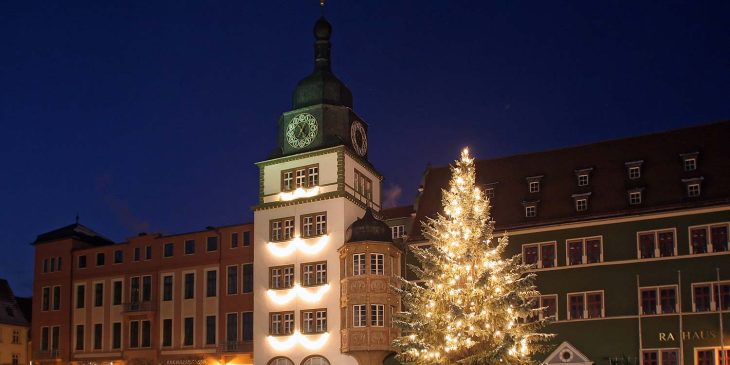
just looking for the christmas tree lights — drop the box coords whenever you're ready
[393,148,553,365]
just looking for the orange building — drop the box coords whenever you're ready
[31,222,254,365]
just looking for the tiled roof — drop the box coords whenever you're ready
[380,205,414,220]
[0,279,29,326]
[409,120,730,241]
[33,223,115,246]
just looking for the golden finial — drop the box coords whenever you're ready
[320,0,326,7]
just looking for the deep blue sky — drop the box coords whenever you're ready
[1,1,728,296]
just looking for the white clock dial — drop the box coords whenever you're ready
[286,113,318,148]
[350,121,368,156]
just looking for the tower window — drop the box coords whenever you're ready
[281,164,319,192]
[354,169,373,200]
[301,212,327,238]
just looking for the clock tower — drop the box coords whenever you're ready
[253,14,399,365]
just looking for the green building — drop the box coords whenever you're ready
[393,121,730,365]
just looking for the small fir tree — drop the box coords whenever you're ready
[393,148,553,365]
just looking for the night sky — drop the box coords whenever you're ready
[1,1,728,296]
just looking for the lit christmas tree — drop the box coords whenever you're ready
[393,148,553,365]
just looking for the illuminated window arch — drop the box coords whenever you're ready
[268,357,294,365]
[301,356,330,365]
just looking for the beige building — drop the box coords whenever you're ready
[0,279,30,365]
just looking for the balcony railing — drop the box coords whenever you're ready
[122,301,155,312]
[220,341,253,353]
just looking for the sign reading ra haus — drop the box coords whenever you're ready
[659,330,721,342]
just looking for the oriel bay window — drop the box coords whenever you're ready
[353,304,367,327]
[370,253,385,275]
[301,261,327,286]
[301,212,327,238]
[352,253,366,275]
[281,164,319,191]
[270,217,295,242]
[270,265,295,289]
[301,309,327,334]
[566,237,602,265]
[269,312,294,335]
[638,229,676,258]
[567,291,604,320]
[522,242,556,268]
[371,304,384,327]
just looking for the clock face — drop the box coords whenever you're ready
[286,113,318,148]
[350,121,368,156]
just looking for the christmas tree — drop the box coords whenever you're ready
[393,148,553,365]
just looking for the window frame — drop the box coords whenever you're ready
[522,241,557,269]
[636,228,677,258]
[566,290,604,320]
[301,212,327,238]
[269,217,295,242]
[269,265,295,290]
[301,261,327,287]
[565,236,603,266]
[269,311,295,336]
[353,304,367,327]
[300,308,328,334]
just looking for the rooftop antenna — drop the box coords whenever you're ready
[75,212,80,224]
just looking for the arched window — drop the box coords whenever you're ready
[302,356,330,365]
[268,357,294,365]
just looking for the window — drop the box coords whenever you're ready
[371,253,385,275]
[353,305,367,327]
[114,250,123,264]
[226,266,238,295]
[696,349,714,365]
[354,169,373,200]
[75,325,84,351]
[692,281,730,312]
[58,257,62,270]
[231,232,239,248]
[163,275,173,301]
[94,283,103,307]
[183,317,194,346]
[270,358,295,365]
[184,273,195,299]
[42,287,50,311]
[11,354,18,365]
[567,291,603,319]
[302,262,327,286]
[163,242,174,257]
[687,183,701,197]
[711,224,729,252]
[112,322,121,349]
[206,270,217,297]
[371,304,384,327]
[353,253,366,275]
[577,174,589,187]
[11,329,20,344]
[206,315,216,345]
[133,247,140,261]
[93,323,102,350]
[51,257,55,272]
[629,191,642,205]
[242,263,253,293]
[130,277,140,303]
[142,321,152,347]
[575,198,588,212]
[683,157,697,171]
[525,205,537,218]
[142,275,151,302]
[529,181,540,193]
[78,255,87,268]
[162,319,172,347]
[627,164,641,179]
[41,327,49,351]
[485,186,495,199]
[270,266,294,289]
[690,226,710,254]
[638,230,676,258]
[640,286,677,315]
[112,281,122,305]
[391,225,406,239]
[269,312,294,335]
[270,217,294,242]
[226,313,238,344]
[522,242,556,269]
[96,252,105,266]
[566,237,602,265]
[302,309,327,334]
[129,321,139,348]
[243,231,251,246]
[51,326,59,350]
[540,295,558,320]
[184,239,195,254]
[207,236,218,251]
[242,312,253,341]
[643,349,678,365]
[76,285,85,309]
[52,286,60,310]
[43,258,48,273]
[302,212,327,238]
[282,165,319,191]
[145,245,152,260]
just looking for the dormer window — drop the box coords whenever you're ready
[484,182,498,201]
[680,152,699,172]
[574,167,593,187]
[526,176,543,194]
[523,201,539,218]
[625,160,643,180]
[628,188,644,205]
[572,192,591,212]
[682,177,703,198]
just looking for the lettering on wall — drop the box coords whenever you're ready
[658,330,718,342]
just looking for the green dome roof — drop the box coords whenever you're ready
[292,17,353,109]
